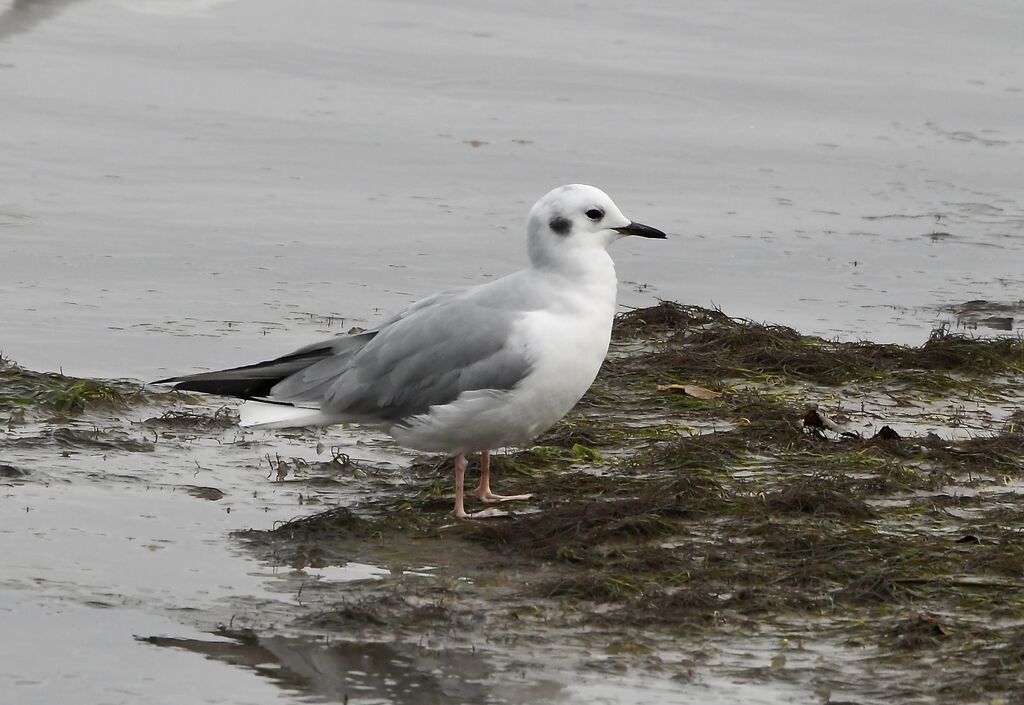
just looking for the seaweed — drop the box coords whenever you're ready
[9,300,1024,703]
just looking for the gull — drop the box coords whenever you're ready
[157,184,666,518]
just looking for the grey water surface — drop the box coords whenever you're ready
[2,0,1022,380]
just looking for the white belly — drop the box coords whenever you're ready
[389,294,615,455]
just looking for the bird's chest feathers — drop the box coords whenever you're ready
[516,288,616,402]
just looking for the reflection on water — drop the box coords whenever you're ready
[142,628,563,705]
[0,0,84,42]
[943,298,1022,332]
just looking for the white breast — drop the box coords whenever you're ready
[391,254,618,455]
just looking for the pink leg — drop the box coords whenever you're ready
[452,452,531,519]
[453,453,469,519]
[472,450,533,504]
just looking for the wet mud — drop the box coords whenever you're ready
[5,303,1023,703]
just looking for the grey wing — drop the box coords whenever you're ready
[155,329,378,399]
[269,290,533,422]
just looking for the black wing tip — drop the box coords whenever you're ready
[149,340,350,398]
[153,377,280,399]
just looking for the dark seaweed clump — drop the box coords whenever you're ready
[236,303,1024,703]
[614,300,1024,385]
[0,355,158,414]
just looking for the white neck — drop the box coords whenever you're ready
[536,246,616,282]
[528,246,619,325]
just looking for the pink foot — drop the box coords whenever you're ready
[471,450,533,504]
[459,507,511,519]
[451,451,535,519]
[472,487,534,504]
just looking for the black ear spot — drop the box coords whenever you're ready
[549,216,571,235]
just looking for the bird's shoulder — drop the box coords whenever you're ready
[375,268,549,331]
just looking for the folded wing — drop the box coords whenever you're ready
[158,284,536,426]
[271,289,533,423]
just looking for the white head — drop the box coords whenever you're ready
[526,184,665,270]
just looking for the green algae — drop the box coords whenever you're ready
[0,355,170,417]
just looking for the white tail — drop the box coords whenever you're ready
[238,401,332,429]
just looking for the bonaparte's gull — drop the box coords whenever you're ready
[157,184,666,517]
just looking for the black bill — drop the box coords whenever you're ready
[614,221,667,239]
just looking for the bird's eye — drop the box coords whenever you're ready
[585,208,604,221]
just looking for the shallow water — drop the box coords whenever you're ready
[0,395,836,705]
[2,0,1024,703]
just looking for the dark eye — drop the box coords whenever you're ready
[585,208,604,221]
